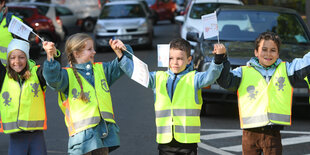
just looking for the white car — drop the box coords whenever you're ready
[94,0,153,50]
[175,0,243,48]
[51,0,102,32]
[16,2,78,41]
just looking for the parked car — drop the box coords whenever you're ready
[145,0,176,24]
[94,0,154,50]
[16,2,78,40]
[175,0,243,48]
[52,0,102,32]
[186,5,310,114]
[9,0,94,32]
[7,4,58,58]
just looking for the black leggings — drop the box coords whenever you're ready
[158,139,197,155]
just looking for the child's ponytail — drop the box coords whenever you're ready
[65,33,93,103]
[68,52,89,102]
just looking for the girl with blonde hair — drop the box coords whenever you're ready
[43,33,132,155]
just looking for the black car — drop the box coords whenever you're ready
[187,5,310,113]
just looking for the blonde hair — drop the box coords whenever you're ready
[65,33,93,102]
[6,52,31,81]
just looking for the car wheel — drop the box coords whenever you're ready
[82,18,95,32]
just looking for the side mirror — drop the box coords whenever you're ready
[186,32,199,42]
[174,15,184,24]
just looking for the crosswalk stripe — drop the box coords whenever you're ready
[200,131,242,140]
[282,135,310,145]
[199,129,310,153]
[220,136,310,152]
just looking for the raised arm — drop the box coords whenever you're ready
[42,41,69,93]
[195,43,226,89]
[109,39,124,59]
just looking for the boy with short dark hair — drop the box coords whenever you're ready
[217,31,310,155]
[109,38,226,155]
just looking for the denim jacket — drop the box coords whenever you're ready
[217,52,310,92]
[119,45,224,104]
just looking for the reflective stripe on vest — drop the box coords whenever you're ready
[238,62,293,129]
[0,16,22,65]
[155,71,202,144]
[0,65,47,134]
[157,125,200,134]
[155,109,201,117]
[0,46,7,65]
[3,120,45,130]
[58,63,115,136]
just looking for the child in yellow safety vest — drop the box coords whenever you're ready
[0,38,59,155]
[110,38,226,155]
[42,33,132,155]
[217,31,310,155]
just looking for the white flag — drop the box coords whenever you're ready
[131,55,150,88]
[202,11,218,39]
[8,17,33,41]
[157,44,170,67]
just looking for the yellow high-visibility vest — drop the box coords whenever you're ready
[0,16,22,65]
[0,64,46,134]
[155,71,203,144]
[58,63,115,136]
[238,62,293,129]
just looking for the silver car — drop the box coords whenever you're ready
[94,0,153,50]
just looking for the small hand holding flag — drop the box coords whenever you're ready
[8,16,44,42]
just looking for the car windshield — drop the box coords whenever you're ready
[207,10,310,44]
[189,3,239,19]
[99,4,146,19]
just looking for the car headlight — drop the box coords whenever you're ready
[95,24,107,33]
[138,21,148,32]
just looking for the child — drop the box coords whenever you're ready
[0,39,49,155]
[110,38,226,155]
[42,33,131,155]
[216,31,310,154]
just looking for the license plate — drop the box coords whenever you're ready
[114,35,132,40]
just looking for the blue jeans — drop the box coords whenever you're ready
[9,130,47,155]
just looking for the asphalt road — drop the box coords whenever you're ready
[0,21,309,155]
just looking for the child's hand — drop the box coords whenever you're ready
[109,39,125,58]
[212,43,226,55]
[43,41,56,61]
